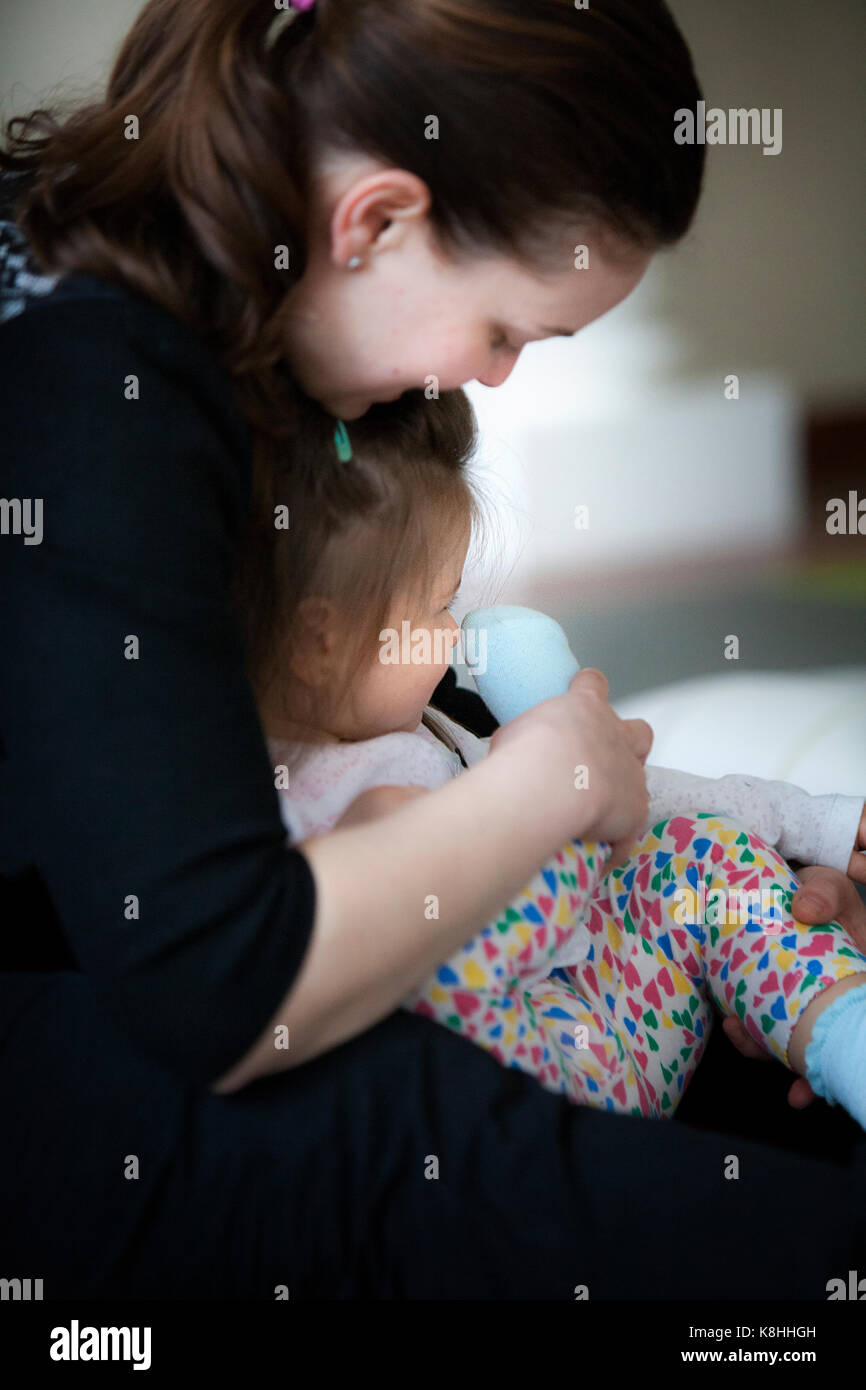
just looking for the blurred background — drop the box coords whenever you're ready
[2,0,865,793]
[458,0,866,798]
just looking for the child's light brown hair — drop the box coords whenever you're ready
[232,388,481,749]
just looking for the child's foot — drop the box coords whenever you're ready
[793,975,866,1130]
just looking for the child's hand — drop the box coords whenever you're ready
[334,784,429,829]
[847,804,866,885]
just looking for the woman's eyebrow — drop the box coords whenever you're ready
[540,325,575,337]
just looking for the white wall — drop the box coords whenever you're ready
[0,1,143,121]
[462,0,866,592]
[663,0,866,412]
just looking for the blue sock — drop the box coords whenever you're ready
[804,982,866,1130]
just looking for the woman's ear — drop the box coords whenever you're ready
[289,596,341,687]
[329,167,432,267]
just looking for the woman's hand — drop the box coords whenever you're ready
[722,864,866,1107]
[488,667,653,854]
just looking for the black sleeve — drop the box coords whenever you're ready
[0,288,316,1085]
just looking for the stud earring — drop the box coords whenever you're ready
[347,256,363,270]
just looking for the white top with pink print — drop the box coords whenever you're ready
[268,709,863,875]
[268,709,489,842]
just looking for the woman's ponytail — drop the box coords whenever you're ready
[1,0,319,415]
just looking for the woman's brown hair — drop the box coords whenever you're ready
[1,0,705,463]
[235,386,481,754]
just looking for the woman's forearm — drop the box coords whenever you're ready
[212,740,598,1091]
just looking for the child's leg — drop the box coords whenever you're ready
[549,852,717,1118]
[406,838,609,1004]
[579,814,866,1113]
[406,836,703,1117]
[407,813,866,1124]
[405,839,616,1095]
[523,954,705,1117]
[641,814,866,1066]
[547,810,866,1119]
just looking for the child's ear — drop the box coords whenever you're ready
[291,596,341,686]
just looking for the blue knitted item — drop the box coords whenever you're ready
[804,981,866,1129]
[461,606,580,725]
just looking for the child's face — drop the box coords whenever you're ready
[332,525,470,741]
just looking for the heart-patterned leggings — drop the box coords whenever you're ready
[405,813,866,1118]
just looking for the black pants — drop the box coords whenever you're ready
[2,968,865,1300]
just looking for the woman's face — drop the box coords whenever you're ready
[281,153,653,420]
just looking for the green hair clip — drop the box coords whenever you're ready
[334,419,353,462]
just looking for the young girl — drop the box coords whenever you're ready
[233,388,866,1124]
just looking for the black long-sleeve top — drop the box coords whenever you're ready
[0,250,496,1086]
[0,265,331,1085]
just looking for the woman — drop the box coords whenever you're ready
[1,0,864,1299]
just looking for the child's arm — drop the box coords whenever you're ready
[645,766,865,879]
[333,785,429,827]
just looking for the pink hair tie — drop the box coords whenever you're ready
[290,0,316,9]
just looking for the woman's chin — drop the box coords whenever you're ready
[328,396,372,421]
[311,389,412,421]
[332,389,409,420]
